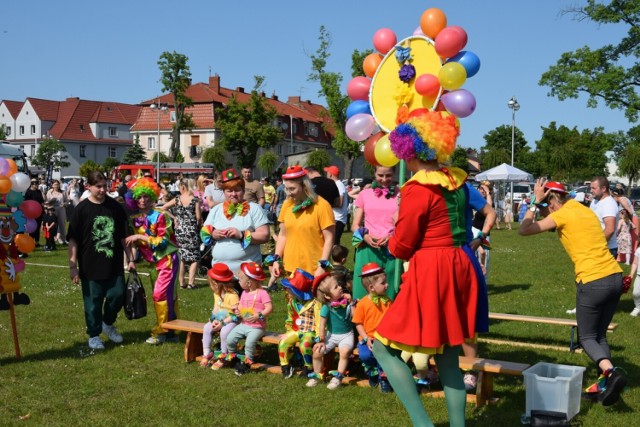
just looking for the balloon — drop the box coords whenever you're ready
[347,76,371,101]
[435,26,468,58]
[413,26,424,36]
[374,134,400,167]
[364,132,384,167]
[441,89,477,118]
[438,62,467,90]
[20,200,43,219]
[420,7,447,39]
[415,74,441,97]
[15,234,36,254]
[0,159,8,176]
[363,53,383,78]
[5,159,18,177]
[25,218,37,234]
[9,172,31,192]
[346,100,372,120]
[448,50,481,78]
[373,28,397,55]
[345,114,376,142]
[0,177,11,194]
[5,190,24,207]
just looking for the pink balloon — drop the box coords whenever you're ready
[373,28,397,55]
[25,218,37,234]
[347,76,371,101]
[19,200,43,219]
[345,114,376,142]
[435,26,468,58]
[413,26,424,36]
[0,159,8,176]
[441,89,476,118]
[415,74,441,97]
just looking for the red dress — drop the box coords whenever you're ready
[375,168,479,353]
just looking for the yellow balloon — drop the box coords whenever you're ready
[438,62,467,91]
[374,134,400,167]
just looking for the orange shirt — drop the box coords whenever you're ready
[352,295,391,339]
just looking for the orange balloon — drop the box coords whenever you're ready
[15,234,36,254]
[5,159,17,177]
[420,8,447,39]
[363,53,383,78]
[0,177,11,193]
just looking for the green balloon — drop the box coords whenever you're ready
[5,190,24,207]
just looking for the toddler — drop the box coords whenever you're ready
[352,262,393,392]
[617,209,635,265]
[200,263,239,368]
[330,244,353,295]
[42,203,58,251]
[307,272,355,389]
[225,262,272,376]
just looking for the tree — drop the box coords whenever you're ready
[151,152,171,163]
[158,51,196,161]
[31,137,70,171]
[539,0,640,122]
[618,143,640,187]
[306,149,331,173]
[308,25,360,180]
[0,124,6,140]
[214,76,282,168]
[122,134,148,164]
[201,146,227,171]
[79,160,102,178]
[481,125,529,167]
[449,147,470,172]
[102,157,120,175]
[257,151,278,178]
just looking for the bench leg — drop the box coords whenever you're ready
[184,332,203,363]
[476,371,494,408]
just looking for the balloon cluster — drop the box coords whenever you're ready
[345,7,480,167]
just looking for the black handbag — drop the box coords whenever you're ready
[124,270,147,320]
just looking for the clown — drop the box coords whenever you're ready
[125,177,180,345]
[0,201,30,310]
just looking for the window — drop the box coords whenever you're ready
[5,126,10,136]
[147,136,156,150]
[309,123,318,137]
[30,145,35,156]
[109,127,117,137]
[109,146,116,158]
[292,121,297,134]
[303,122,309,135]
[80,145,86,157]
[170,111,176,123]
[19,126,24,135]
[30,125,36,134]
[277,144,282,155]
[190,135,200,146]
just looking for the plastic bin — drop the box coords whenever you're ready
[523,362,586,420]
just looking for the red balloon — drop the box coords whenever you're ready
[364,132,383,167]
[347,76,372,101]
[408,108,430,119]
[20,200,43,219]
[435,26,468,58]
[373,28,397,55]
[415,74,441,97]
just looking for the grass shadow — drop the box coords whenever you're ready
[487,283,532,296]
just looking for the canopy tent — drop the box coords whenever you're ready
[474,163,533,182]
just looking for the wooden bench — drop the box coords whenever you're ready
[485,312,618,352]
[161,319,529,408]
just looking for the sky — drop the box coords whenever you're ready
[0,0,634,151]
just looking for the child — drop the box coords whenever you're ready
[199,263,239,368]
[617,209,635,265]
[627,246,640,317]
[278,269,321,379]
[225,262,272,376]
[352,262,393,392]
[307,272,355,389]
[330,244,353,295]
[42,203,58,251]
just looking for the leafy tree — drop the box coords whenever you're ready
[215,76,282,168]
[539,0,640,122]
[257,151,278,178]
[351,49,373,78]
[103,157,120,175]
[158,51,196,161]
[122,134,148,164]
[618,142,640,187]
[201,146,227,171]
[0,124,6,140]
[151,152,171,163]
[480,125,529,168]
[308,25,359,179]
[31,137,70,171]
[306,149,331,172]
[79,160,102,178]
[449,146,470,172]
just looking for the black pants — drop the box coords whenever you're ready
[334,221,346,246]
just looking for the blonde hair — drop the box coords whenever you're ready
[314,275,335,304]
[284,175,318,203]
[361,272,386,291]
[237,270,262,290]
[196,175,207,192]
[209,277,237,295]
[180,178,195,195]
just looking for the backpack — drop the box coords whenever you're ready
[124,270,147,320]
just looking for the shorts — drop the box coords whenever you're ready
[324,330,355,354]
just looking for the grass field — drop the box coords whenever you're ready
[0,226,637,426]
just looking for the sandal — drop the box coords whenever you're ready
[200,353,213,367]
[187,284,197,289]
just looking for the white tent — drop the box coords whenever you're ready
[474,163,533,182]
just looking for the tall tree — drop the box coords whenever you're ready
[539,0,640,122]
[79,160,102,178]
[214,76,282,168]
[449,146,470,172]
[201,146,227,171]
[158,51,196,161]
[103,157,120,175]
[306,148,331,173]
[308,25,361,180]
[122,134,148,164]
[31,137,70,172]
[618,143,640,187]
[0,124,6,140]
[257,151,278,178]
[479,124,529,170]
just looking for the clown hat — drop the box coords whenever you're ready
[544,181,568,194]
[282,165,306,180]
[208,263,234,282]
[240,261,266,281]
[312,272,332,298]
[221,168,241,184]
[359,262,384,277]
[281,268,314,301]
[324,165,340,176]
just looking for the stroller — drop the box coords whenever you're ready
[197,242,214,278]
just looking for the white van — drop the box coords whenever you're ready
[506,182,533,204]
[0,141,29,174]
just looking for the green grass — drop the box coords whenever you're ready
[0,227,637,426]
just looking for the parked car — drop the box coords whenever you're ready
[629,187,640,209]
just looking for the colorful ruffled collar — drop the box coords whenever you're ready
[404,167,467,191]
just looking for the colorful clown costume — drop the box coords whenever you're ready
[278,297,322,369]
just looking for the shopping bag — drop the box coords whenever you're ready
[124,270,147,320]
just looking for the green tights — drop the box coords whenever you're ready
[373,340,466,427]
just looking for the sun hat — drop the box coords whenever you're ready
[208,263,234,282]
[312,272,332,298]
[324,165,340,176]
[543,181,568,194]
[281,268,314,301]
[240,262,266,281]
[282,165,307,180]
[359,262,384,278]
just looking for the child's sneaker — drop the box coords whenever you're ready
[306,377,320,387]
[379,376,393,393]
[211,358,226,370]
[299,366,312,379]
[281,364,294,379]
[463,371,478,392]
[234,360,253,376]
[630,308,640,317]
[88,336,105,350]
[200,353,213,367]
[327,377,342,390]
[368,373,380,388]
[102,322,123,344]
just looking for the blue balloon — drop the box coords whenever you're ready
[346,100,371,120]
[448,51,481,78]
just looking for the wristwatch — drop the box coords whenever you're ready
[529,204,537,212]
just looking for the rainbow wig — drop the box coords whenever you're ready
[389,110,459,163]
[130,177,160,202]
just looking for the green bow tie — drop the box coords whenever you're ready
[227,202,245,216]
[292,197,313,213]
[371,294,390,305]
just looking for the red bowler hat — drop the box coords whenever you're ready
[324,165,340,176]
[359,262,384,277]
[208,263,235,282]
[281,268,314,301]
[221,168,241,183]
[240,261,266,281]
[282,165,307,180]
[312,272,332,297]
[544,181,568,194]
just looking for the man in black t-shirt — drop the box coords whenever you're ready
[304,166,340,208]
[68,171,135,351]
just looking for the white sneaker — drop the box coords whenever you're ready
[102,322,123,343]
[630,308,640,317]
[88,336,105,350]
[305,378,320,388]
[463,371,477,392]
[566,308,576,315]
[327,377,342,390]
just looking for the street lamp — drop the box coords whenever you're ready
[150,100,168,183]
[507,96,520,207]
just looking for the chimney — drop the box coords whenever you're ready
[260,91,266,97]
[271,91,278,101]
[209,75,220,94]
[236,87,245,93]
[287,96,301,106]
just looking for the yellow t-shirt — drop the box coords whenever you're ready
[213,290,240,313]
[278,197,335,273]
[549,199,622,283]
